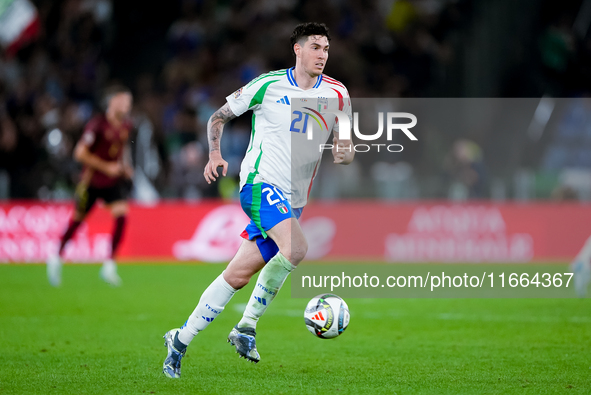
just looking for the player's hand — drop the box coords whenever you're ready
[104,162,123,178]
[332,137,347,164]
[204,152,228,184]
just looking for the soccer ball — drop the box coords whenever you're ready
[304,294,350,339]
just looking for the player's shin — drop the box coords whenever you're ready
[111,215,127,258]
[59,219,82,255]
[237,252,295,329]
[176,271,238,348]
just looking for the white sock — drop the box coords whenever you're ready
[237,252,295,329]
[177,271,237,346]
[103,259,116,268]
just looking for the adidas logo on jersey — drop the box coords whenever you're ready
[276,95,290,105]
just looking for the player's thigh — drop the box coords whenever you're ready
[240,182,306,264]
[266,217,308,266]
[102,183,130,217]
[73,183,96,221]
[224,239,266,289]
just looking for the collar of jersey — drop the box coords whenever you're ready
[287,67,323,89]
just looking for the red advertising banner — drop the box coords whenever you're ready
[0,201,589,263]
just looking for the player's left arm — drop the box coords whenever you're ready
[332,124,354,164]
[332,93,354,165]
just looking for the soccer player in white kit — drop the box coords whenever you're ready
[163,22,354,378]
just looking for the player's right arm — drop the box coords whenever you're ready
[74,120,121,178]
[204,103,237,184]
[204,74,275,183]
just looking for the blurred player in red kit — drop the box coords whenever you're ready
[47,86,134,287]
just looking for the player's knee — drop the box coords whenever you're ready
[284,239,308,266]
[110,202,129,217]
[294,244,308,265]
[73,210,86,222]
[229,277,249,290]
[223,271,250,290]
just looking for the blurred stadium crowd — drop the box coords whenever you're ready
[1,0,591,201]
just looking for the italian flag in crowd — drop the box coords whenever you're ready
[0,0,39,56]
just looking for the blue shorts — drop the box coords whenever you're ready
[240,183,303,263]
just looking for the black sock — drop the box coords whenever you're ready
[173,331,187,352]
[59,220,82,255]
[110,216,127,259]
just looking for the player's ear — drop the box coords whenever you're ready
[294,43,301,57]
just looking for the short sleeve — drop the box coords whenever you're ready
[226,73,282,117]
[226,86,251,117]
[80,118,101,147]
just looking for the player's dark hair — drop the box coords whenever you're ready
[101,85,132,110]
[290,22,331,56]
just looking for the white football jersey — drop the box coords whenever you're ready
[226,67,351,208]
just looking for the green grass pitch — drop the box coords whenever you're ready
[0,263,590,394]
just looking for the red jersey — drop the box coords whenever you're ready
[79,114,132,188]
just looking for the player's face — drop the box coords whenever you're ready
[108,93,133,118]
[297,35,329,76]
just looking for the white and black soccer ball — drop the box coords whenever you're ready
[304,294,350,339]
